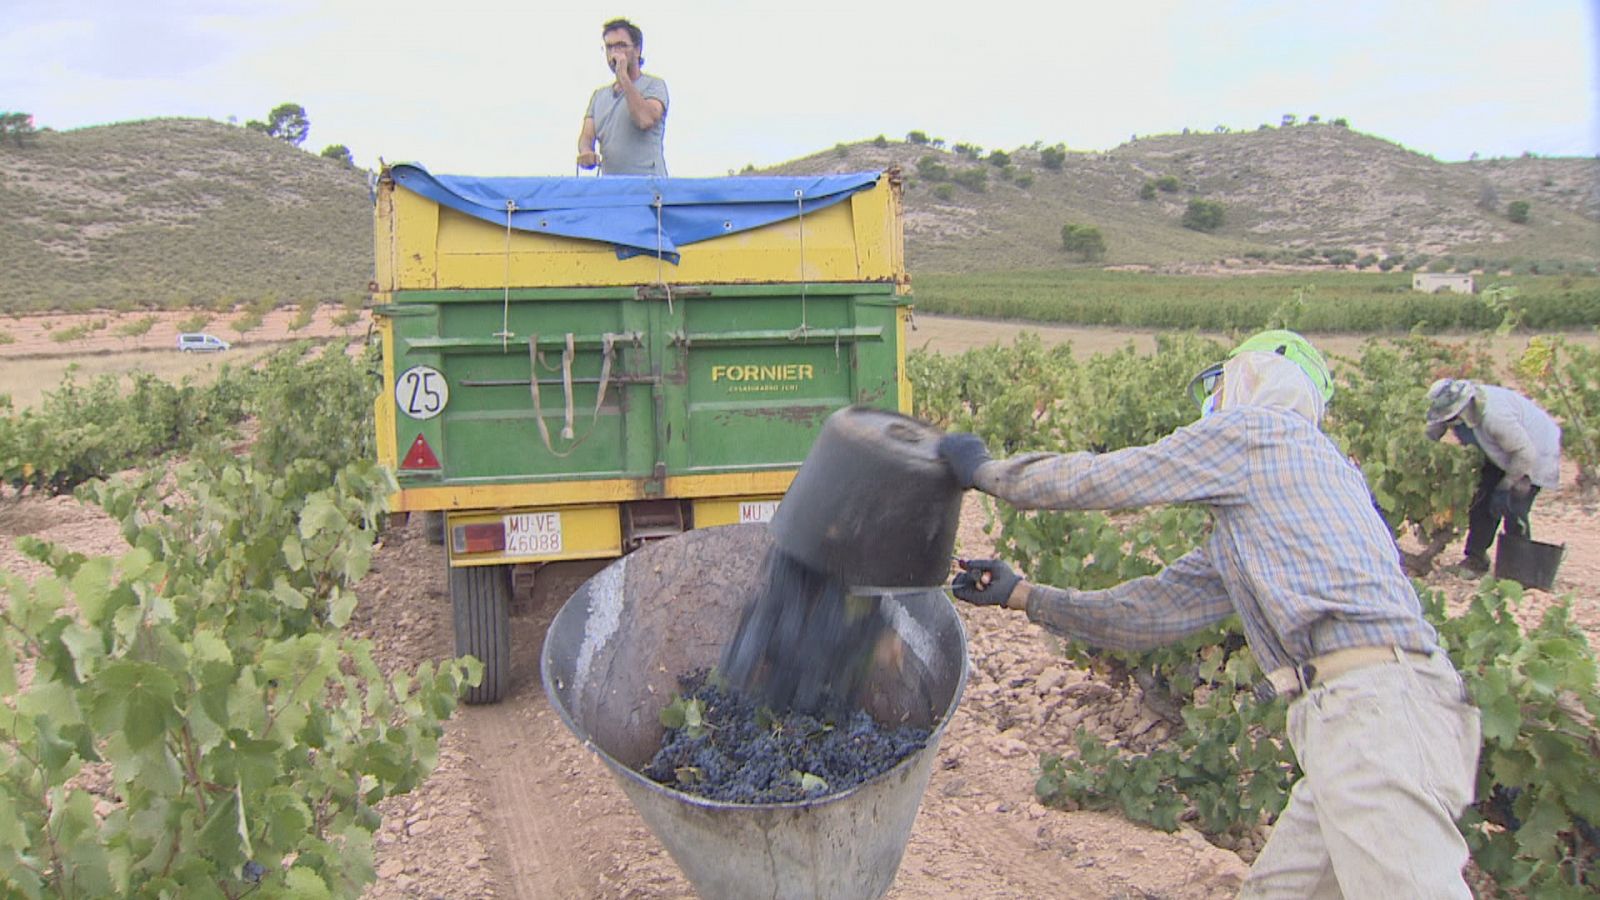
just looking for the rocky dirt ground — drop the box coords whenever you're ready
[1,315,1596,898]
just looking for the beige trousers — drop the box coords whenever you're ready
[1240,650,1482,899]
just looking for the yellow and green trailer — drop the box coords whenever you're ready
[371,164,914,702]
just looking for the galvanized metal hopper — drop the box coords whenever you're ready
[542,524,968,900]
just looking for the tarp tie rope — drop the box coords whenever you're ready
[788,189,810,341]
[560,333,576,440]
[497,200,517,351]
[654,193,673,315]
[527,332,615,459]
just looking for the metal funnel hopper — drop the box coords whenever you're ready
[542,524,968,899]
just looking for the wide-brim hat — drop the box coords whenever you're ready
[1426,378,1475,424]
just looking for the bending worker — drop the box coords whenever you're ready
[939,330,1482,897]
[1424,378,1561,576]
[576,17,668,176]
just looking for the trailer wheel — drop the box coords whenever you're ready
[451,564,511,704]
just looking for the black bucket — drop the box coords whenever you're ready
[1494,532,1565,591]
[768,406,962,588]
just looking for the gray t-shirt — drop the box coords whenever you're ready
[585,74,669,176]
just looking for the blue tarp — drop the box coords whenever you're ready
[389,164,882,263]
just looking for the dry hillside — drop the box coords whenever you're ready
[1,118,1595,310]
[770,125,1600,272]
[0,118,370,311]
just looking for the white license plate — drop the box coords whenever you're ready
[738,501,779,523]
[504,512,563,555]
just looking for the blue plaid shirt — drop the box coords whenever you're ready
[974,405,1439,673]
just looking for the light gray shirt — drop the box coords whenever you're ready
[586,74,669,176]
[1471,384,1562,488]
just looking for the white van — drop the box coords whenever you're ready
[177,333,230,353]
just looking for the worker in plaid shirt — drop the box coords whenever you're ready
[939,330,1481,898]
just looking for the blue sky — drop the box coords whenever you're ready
[3,0,1595,176]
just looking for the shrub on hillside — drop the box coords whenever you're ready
[1507,200,1531,224]
[1181,199,1225,232]
[1139,181,1157,201]
[906,130,929,144]
[321,144,354,166]
[988,149,1011,168]
[917,155,950,182]
[1039,144,1066,170]
[1060,224,1106,261]
[951,168,987,192]
[1155,174,1181,193]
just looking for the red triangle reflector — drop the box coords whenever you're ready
[400,433,441,470]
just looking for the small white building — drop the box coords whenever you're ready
[1413,273,1475,294]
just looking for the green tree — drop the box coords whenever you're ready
[321,144,354,166]
[0,111,37,147]
[247,103,310,146]
[1060,223,1106,261]
[1507,200,1531,224]
[1139,181,1158,201]
[1039,144,1066,170]
[987,149,1011,168]
[906,130,929,144]
[1181,199,1225,232]
[872,134,889,148]
[1155,174,1181,193]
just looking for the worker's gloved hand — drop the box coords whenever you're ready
[950,559,1020,607]
[1487,488,1512,521]
[938,433,992,490]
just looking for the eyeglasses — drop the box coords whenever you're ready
[604,41,633,51]
[1186,362,1224,411]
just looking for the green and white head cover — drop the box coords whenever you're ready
[1187,329,1334,423]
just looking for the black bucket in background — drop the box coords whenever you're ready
[1494,532,1565,591]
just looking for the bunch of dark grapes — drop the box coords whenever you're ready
[643,670,930,804]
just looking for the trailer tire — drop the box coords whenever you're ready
[451,564,511,704]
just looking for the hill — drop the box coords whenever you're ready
[0,118,370,312]
[767,126,1600,273]
[0,118,1595,310]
